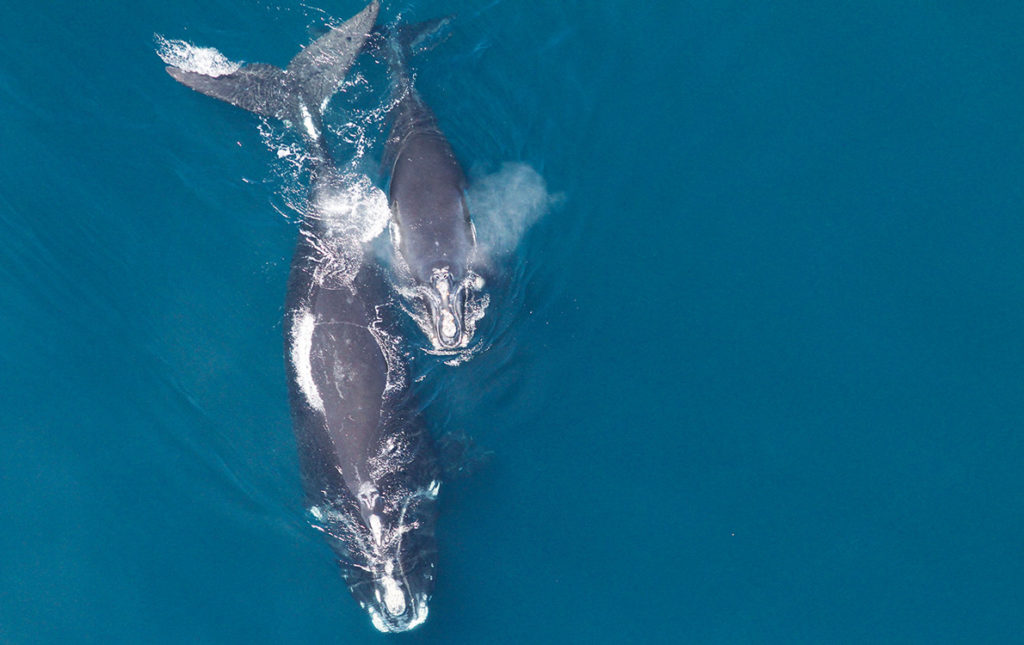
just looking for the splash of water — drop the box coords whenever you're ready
[298,173,391,290]
[312,173,390,245]
[154,35,242,77]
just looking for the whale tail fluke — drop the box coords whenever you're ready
[286,1,380,113]
[377,15,453,82]
[375,15,452,111]
[165,1,379,138]
[166,63,290,119]
[395,16,454,57]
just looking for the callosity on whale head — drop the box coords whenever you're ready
[426,266,467,349]
[403,263,486,352]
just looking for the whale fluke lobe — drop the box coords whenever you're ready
[388,16,453,57]
[165,63,290,118]
[165,1,379,130]
[287,0,380,111]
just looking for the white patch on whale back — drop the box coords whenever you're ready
[368,308,407,397]
[299,102,319,140]
[154,34,242,77]
[290,308,324,413]
[369,514,383,544]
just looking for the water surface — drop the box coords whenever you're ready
[1,1,1023,642]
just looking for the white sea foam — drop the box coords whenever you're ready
[467,162,562,258]
[315,173,390,245]
[300,173,391,289]
[154,34,242,77]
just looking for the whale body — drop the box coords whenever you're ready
[382,23,486,351]
[284,175,440,631]
[164,2,441,632]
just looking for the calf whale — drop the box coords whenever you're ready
[164,2,441,632]
[381,22,486,351]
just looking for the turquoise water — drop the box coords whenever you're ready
[2,1,1023,642]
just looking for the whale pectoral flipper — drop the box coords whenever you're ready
[165,63,289,118]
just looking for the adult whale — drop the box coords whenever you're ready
[381,23,486,351]
[164,2,441,632]
[285,216,440,634]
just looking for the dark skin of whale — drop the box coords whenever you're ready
[387,91,475,284]
[164,2,440,632]
[284,174,440,630]
[383,30,480,350]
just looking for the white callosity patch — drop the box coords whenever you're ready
[405,288,489,366]
[154,34,242,77]
[369,514,383,545]
[312,479,440,633]
[440,311,457,339]
[396,270,489,361]
[380,573,407,616]
[432,269,459,340]
[289,308,324,413]
[467,162,561,258]
[389,220,402,249]
[412,595,429,628]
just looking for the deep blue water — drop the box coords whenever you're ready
[2,1,1024,642]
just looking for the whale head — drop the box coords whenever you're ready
[322,478,441,633]
[352,484,439,632]
[358,553,434,633]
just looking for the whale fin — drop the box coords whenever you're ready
[377,15,453,63]
[437,429,492,480]
[287,0,379,112]
[397,16,453,56]
[166,63,290,119]
[165,1,379,121]
[377,14,452,96]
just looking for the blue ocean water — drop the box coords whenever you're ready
[2,1,1023,642]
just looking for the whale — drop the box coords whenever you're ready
[381,22,486,351]
[164,2,441,632]
[285,206,440,633]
